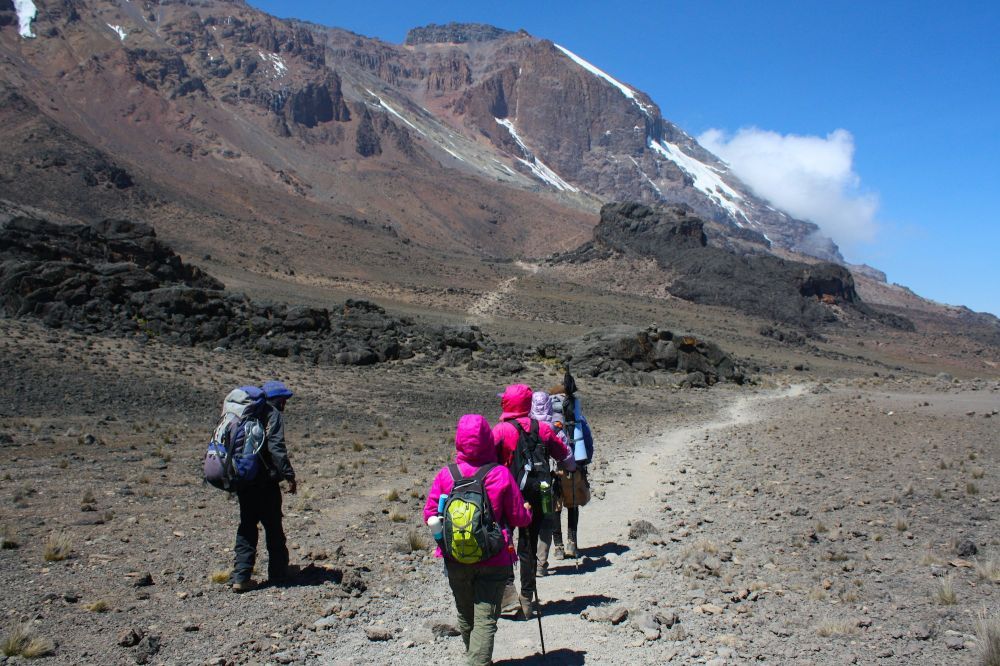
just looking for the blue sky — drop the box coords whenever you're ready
[251,1,1000,316]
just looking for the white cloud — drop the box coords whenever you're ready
[698,127,878,249]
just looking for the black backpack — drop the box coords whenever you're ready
[508,419,551,507]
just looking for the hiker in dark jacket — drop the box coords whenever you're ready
[232,380,297,592]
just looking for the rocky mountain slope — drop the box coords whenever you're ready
[0,1,835,264]
[1,0,997,349]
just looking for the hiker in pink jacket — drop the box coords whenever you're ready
[424,414,532,666]
[492,384,575,618]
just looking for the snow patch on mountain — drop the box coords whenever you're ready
[366,89,423,134]
[107,24,127,41]
[649,139,747,221]
[496,118,579,192]
[258,51,287,78]
[554,44,653,118]
[628,156,662,196]
[14,0,37,38]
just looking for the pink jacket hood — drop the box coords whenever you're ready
[454,414,496,466]
[423,414,533,567]
[500,384,533,421]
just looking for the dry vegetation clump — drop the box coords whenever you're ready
[84,600,110,613]
[934,575,958,605]
[1,623,55,658]
[815,616,860,637]
[43,533,72,562]
[974,556,1000,584]
[389,510,408,523]
[210,570,231,584]
[407,531,429,552]
[384,489,400,502]
[1,524,17,549]
[976,610,1000,666]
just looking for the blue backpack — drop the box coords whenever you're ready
[203,386,268,491]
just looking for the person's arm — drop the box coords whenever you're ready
[501,468,533,528]
[266,409,296,488]
[423,468,451,523]
[491,423,515,468]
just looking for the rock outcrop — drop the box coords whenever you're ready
[556,202,912,331]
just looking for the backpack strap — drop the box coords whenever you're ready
[447,463,466,483]
[471,463,498,484]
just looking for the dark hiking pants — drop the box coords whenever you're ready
[446,562,511,666]
[233,481,288,582]
[516,509,545,595]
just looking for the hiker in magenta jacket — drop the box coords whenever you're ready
[492,383,575,617]
[424,414,532,666]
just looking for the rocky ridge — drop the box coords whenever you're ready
[0,213,746,386]
[554,202,913,331]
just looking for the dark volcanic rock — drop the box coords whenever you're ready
[557,203,912,331]
[540,325,743,386]
[0,216,527,369]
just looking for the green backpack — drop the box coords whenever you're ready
[442,463,506,564]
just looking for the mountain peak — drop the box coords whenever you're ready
[404,22,515,46]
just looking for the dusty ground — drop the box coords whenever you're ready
[1,312,997,665]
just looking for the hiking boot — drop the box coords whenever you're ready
[231,579,255,593]
[553,545,565,560]
[501,583,520,615]
[565,529,578,558]
[518,594,538,619]
[536,562,548,577]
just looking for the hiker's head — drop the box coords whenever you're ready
[500,384,533,420]
[454,414,496,465]
[529,391,552,422]
[262,381,293,410]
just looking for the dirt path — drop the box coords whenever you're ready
[488,386,801,664]
[317,385,802,665]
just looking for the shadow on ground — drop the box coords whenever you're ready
[494,648,587,665]
[578,541,629,558]
[548,555,611,576]
[267,564,346,589]
[539,594,617,617]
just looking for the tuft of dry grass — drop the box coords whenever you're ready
[352,440,364,452]
[389,510,408,523]
[84,600,110,613]
[896,515,909,532]
[972,467,986,480]
[384,489,400,502]
[1,524,17,550]
[210,570,231,584]
[968,482,980,496]
[974,556,1000,584]
[80,489,95,505]
[407,531,429,552]
[43,533,72,562]
[815,617,860,637]
[934,575,957,605]
[976,610,1000,666]
[2,624,54,658]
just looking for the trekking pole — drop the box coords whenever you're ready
[571,470,580,572]
[533,588,546,656]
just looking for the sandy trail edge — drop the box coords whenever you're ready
[487,385,806,663]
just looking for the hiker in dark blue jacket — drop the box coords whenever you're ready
[232,380,297,592]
